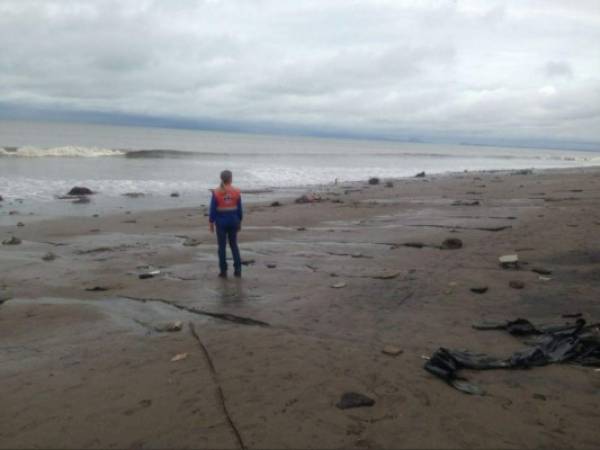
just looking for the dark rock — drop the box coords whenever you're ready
[384,181,394,188]
[16,222,24,227]
[85,286,109,292]
[42,252,57,261]
[368,177,380,185]
[441,238,463,250]
[266,263,277,268]
[509,280,525,289]
[241,259,255,266]
[470,286,489,294]
[336,392,375,409]
[170,192,180,197]
[415,171,426,178]
[67,186,93,196]
[297,227,306,231]
[270,201,282,207]
[452,200,480,206]
[139,273,155,279]
[2,236,21,245]
[123,192,145,198]
[531,267,552,275]
[72,197,91,204]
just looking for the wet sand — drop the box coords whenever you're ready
[1,167,600,449]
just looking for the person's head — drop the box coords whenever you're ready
[220,170,233,188]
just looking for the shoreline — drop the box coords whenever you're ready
[1,165,600,448]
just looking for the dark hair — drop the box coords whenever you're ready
[220,170,232,188]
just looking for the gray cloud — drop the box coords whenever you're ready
[1,0,599,144]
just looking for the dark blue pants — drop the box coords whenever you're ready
[216,224,241,274]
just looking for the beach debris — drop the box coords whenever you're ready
[139,270,161,279]
[295,193,321,204]
[470,286,489,294]
[371,271,401,280]
[270,201,281,207]
[425,316,600,395]
[403,242,425,248]
[331,282,347,288]
[72,197,91,204]
[532,267,552,275]
[85,286,109,292]
[67,186,93,196]
[182,237,202,247]
[368,177,380,185]
[154,320,183,332]
[441,238,463,250]
[0,288,13,304]
[122,192,145,198]
[452,200,480,206]
[382,345,403,356]
[415,171,426,178]
[266,263,277,269]
[499,254,519,269]
[2,236,21,245]
[509,280,525,289]
[385,181,394,188]
[336,392,375,409]
[170,192,180,197]
[170,352,188,362]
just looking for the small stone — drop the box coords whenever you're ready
[85,286,109,292]
[297,227,306,231]
[266,263,277,269]
[470,286,488,294]
[532,393,546,401]
[170,352,188,362]
[384,181,394,188]
[415,171,426,178]
[122,192,145,198]
[382,345,403,356]
[42,252,57,261]
[368,177,380,185]
[336,392,375,409]
[154,321,183,332]
[499,254,519,269]
[170,192,180,197]
[2,236,21,245]
[441,238,463,249]
[270,201,282,207]
[509,280,525,289]
[531,267,552,275]
[331,282,347,288]
[16,222,24,227]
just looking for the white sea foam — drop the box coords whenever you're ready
[0,145,125,157]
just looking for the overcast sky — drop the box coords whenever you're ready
[1,0,599,145]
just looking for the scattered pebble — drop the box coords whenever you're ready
[16,222,24,227]
[368,177,380,185]
[85,286,109,292]
[266,263,277,269]
[154,321,183,332]
[499,254,519,269]
[336,392,375,409]
[270,201,282,207]
[170,192,180,197]
[532,267,552,275]
[441,238,463,250]
[170,352,188,362]
[509,280,525,289]
[382,345,403,356]
[415,171,426,178]
[331,282,347,288]
[42,252,57,261]
[470,286,489,294]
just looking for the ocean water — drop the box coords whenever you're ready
[1,119,599,224]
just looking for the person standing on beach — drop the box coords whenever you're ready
[209,170,243,278]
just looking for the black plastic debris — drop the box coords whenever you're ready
[336,392,375,409]
[425,317,600,395]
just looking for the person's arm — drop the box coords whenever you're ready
[237,195,243,230]
[209,191,217,232]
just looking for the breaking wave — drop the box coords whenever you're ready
[0,146,125,157]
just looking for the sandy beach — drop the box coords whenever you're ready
[1,167,600,449]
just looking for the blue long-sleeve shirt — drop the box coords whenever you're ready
[209,191,243,227]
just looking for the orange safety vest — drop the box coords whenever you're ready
[214,185,241,213]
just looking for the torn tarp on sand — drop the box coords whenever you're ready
[424,318,600,395]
